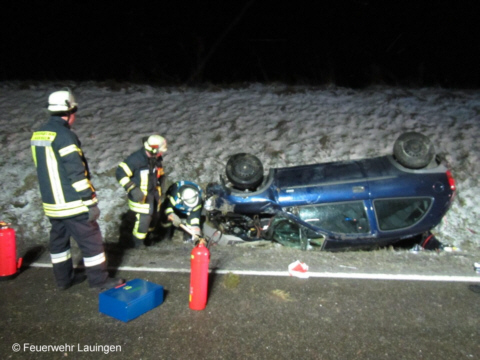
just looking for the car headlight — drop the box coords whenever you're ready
[204,196,216,211]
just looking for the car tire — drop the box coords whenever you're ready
[226,153,264,190]
[393,132,435,169]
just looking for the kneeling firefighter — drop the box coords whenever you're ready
[116,135,167,247]
[160,180,203,242]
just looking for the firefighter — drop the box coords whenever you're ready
[31,89,124,291]
[160,180,203,242]
[116,135,167,247]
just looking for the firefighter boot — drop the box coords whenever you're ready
[158,225,174,241]
[52,256,84,290]
[58,272,87,291]
[131,234,145,248]
[90,277,126,292]
[87,263,125,292]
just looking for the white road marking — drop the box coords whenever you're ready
[30,262,480,282]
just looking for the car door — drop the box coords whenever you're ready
[274,160,370,206]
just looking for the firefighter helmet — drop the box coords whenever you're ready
[144,135,167,155]
[181,187,199,207]
[48,89,78,114]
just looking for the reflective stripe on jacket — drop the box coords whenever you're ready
[115,148,163,214]
[31,117,98,218]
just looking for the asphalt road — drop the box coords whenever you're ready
[1,264,479,360]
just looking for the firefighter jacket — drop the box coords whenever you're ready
[116,148,164,215]
[30,116,98,219]
[164,181,203,228]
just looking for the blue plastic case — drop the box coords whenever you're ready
[99,279,164,322]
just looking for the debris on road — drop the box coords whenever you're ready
[288,260,309,278]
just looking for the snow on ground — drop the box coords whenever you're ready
[1,81,479,253]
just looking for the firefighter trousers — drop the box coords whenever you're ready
[131,199,160,243]
[49,213,108,287]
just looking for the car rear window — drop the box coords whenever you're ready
[374,198,432,231]
[298,201,370,234]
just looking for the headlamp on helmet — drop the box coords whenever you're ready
[181,187,199,207]
[144,135,167,155]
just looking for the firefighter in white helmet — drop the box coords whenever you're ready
[159,180,203,242]
[31,89,125,291]
[116,135,167,247]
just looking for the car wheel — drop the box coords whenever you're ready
[393,132,435,169]
[226,153,264,190]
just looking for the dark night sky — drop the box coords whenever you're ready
[2,1,479,88]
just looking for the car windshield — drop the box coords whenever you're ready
[297,201,370,234]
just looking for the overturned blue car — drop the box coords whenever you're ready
[204,132,456,251]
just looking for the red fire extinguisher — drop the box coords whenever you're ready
[189,239,210,310]
[0,221,22,280]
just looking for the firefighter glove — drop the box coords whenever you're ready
[168,213,181,227]
[130,187,145,203]
[87,205,100,222]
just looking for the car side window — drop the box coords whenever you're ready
[270,216,325,250]
[374,198,432,231]
[297,201,370,234]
